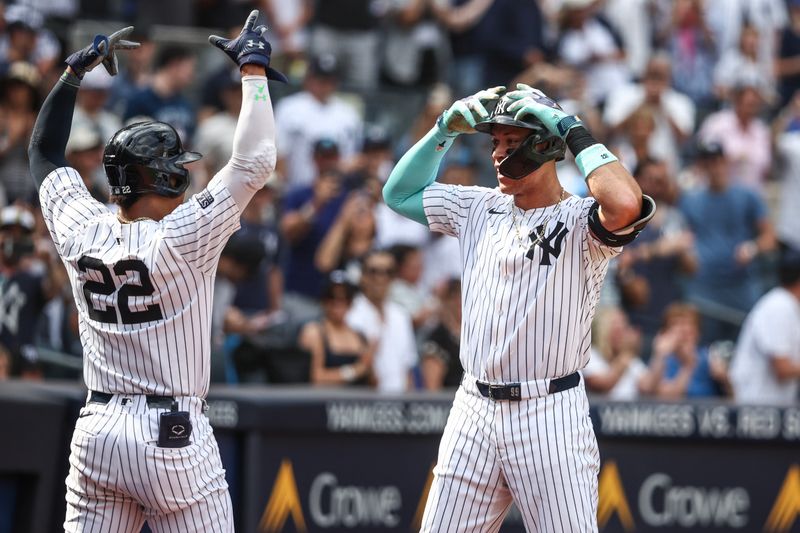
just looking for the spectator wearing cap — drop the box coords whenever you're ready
[0,205,59,378]
[698,83,771,192]
[298,272,374,386]
[274,53,363,188]
[603,53,695,174]
[0,4,60,76]
[0,61,40,204]
[123,45,197,142]
[280,137,350,322]
[679,142,776,344]
[72,67,122,147]
[730,248,800,405]
[346,250,418,392]
[307,0,383,90]
[65,123,107,204]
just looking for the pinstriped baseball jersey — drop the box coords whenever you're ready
[39,166,240,397]
[422,182,619,383]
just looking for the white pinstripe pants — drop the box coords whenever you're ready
[64,395,233,532]
[420,379,600,533]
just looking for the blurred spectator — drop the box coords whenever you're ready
[299,271,374,386]
[107,29,155,118]
[583,306,649,400]
[263,0,314,74]
[705,0,787,67]
[346,250,418,392]
[234,182,286,319]
[644,303,732,399]
[123,45,196,141]
[72,67,122,147]
[698,83,771,191]
[604,54,695,173]
[274,54,363,188]
[0,205,57,377]
[609,106,656,174]
[479,0,545,88]
[194,71,241,177]
[381,0,449,88]
[314,188,376,281]
[679,142,776,344]
[37,262,81,360]
[713,22,774,104]
[616,158,696,352]
[388,244,437,329]
[281,139,348,321]
[661,0,716,110]
[213,234,286,383]
[0,61,39,204]
[343,124,394,189]
[308,0,384,90]
[555,0,630,106]
[773,91,800,252]
[64,123,107,204]
[776,0,800,107]
[419,277,463,390]
[431,0,495,96]
[0,5,59,77]
[603,0,653,77]
[730,248,800,405]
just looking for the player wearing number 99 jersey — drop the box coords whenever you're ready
[28,11,284,531]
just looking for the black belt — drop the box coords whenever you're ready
[89,391,175,409]
[476,372,581,401]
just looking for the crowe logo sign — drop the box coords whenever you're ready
[597,460,635,531]
[765,465,800,533]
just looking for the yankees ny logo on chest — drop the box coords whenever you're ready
[526,221,570,265]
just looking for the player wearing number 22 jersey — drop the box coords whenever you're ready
[28,10,285,531]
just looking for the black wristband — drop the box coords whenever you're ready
[565,126,598,157]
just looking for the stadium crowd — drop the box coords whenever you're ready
[0,0,798,405]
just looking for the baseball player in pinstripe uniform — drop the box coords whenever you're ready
[27,11,284,531]
[384,84,655,531]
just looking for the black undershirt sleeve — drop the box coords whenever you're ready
[28,71,81,189]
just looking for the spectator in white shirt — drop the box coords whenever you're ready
[346,250,418,392]
[274,54,363,188]
[604,54,695,174]
[730,249,800,405]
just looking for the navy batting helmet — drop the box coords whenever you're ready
[474,91,566,179]
[103,121,201,198]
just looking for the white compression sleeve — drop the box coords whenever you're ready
[216,75,277,211]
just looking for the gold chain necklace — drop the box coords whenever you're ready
[117,213,152,224]
[510,187,566,249]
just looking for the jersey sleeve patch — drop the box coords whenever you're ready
[196,190,215,209]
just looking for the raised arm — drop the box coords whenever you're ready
[209,9,287,211]
[506,83,655,245]
[383,86,504,225]
[28,28,139,189]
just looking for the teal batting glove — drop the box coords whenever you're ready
[505,83,582,139]
[437,86,505,136]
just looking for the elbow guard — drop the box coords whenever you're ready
[588,194,656,247]
[229,140,277,191]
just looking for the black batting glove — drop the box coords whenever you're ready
[209,9,288,82]
[65,27,139,79]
